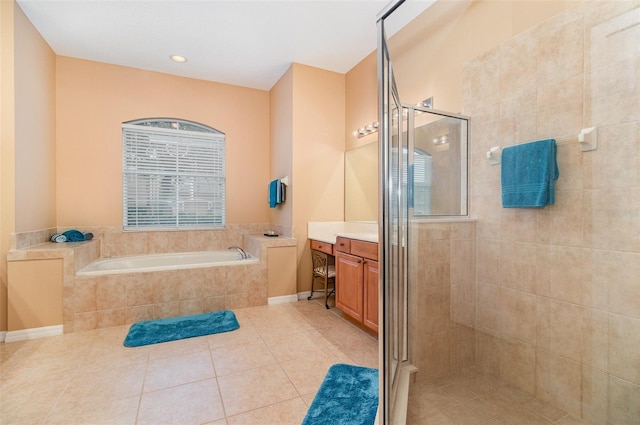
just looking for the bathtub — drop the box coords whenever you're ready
[77,251,258,276]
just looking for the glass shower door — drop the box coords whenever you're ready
[378,4,410,423]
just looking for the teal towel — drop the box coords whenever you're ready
[62,229,85,242]
[268,179,279,208]
[302,363,378,425]
[501,139,559,208]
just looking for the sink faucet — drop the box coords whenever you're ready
[228,245,249,259]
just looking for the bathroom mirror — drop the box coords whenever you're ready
[344,108,468,221]
[345,141,378,222]
[410,109,468,216]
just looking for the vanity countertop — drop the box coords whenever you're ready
[308,222,379,244]
[309,234,337,244]
[311,233,379,244]
[335,232,378,243]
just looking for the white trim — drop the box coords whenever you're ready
[267,294,298,305]
[297,291,311,300]
[0,331,6,343]
[299,291,329,301]
[4,325,63,343]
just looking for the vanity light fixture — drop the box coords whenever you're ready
[433,134,449,146]
[170,55,188,63]
[417,97,434,109]
[354,121,379,138]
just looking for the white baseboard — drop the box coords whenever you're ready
[268,294,299,305]
[299,291,329,301]
[0,331,5,343]
[4,325,63,343]
[297,291,311,300]
[269,292,326,304]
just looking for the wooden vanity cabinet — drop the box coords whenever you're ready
[335,251,364,321]
[310,239,333,255]
[363,260,379,332]
[335,237,378,333]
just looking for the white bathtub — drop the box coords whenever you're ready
[77,251,258,276]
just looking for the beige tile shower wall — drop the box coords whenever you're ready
[465,2,640,423]
[409,220,477,382]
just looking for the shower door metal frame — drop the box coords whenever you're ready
[377,1,409,422]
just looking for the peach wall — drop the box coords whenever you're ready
[269,63,345,293]
[0,0,17,332]
[345,53,377,152]
[56,57,270,228]
[1,1,56,332]
[291,64,345,292]
[14,4,56,232]
[8,259,63,331]
[269,65,294,232]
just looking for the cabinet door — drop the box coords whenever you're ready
[363,260,379,333]
[335,251,364,322]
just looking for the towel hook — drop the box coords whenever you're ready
[487,146,501,165]
[578,127,597,152]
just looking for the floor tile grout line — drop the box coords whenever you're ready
[39,377,72,425]
[224,394,305,422]
[209,346,230,423]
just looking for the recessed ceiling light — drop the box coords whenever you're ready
[170,55,187,63]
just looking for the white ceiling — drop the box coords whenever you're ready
[17,0,434,91]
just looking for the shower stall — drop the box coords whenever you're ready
[377,0,640,424]
[378,101,470,424]
[377,3,470,421]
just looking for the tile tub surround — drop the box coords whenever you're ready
[72,261,268,333]
[464,1,640,423]
[0,301,378,425]
[9,224,296,334]
[81,224,274,258]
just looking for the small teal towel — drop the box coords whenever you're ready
[268,179,279,208]
[501,139,559,208]
[62,229,85,242]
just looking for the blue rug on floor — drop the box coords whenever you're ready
[302,363,378,425]
[123,310,239,347]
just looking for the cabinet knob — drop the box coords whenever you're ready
[357,260,362,264]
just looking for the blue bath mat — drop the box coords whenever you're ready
[302,363,379,425]
[123,310,239,347]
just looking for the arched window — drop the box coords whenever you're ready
[122,118,226,230]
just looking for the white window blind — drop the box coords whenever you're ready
[392,147,432,218]
[122,121,225,230]
[413,151,432,215]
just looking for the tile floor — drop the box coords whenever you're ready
[1,298,594,425]
[406,368,589,425]
[0,300,378,425]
